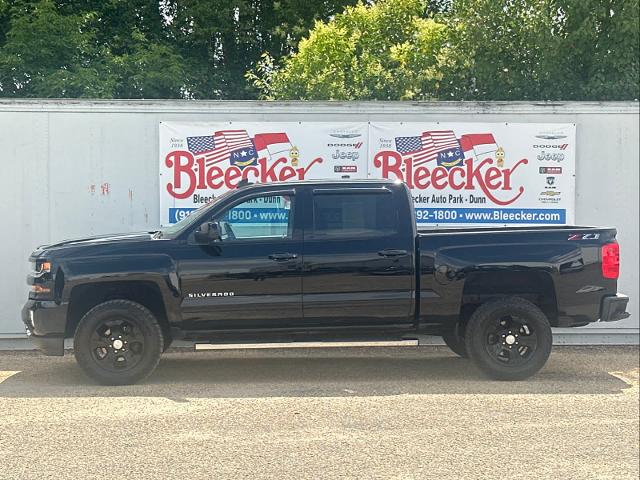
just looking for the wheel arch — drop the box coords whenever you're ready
[66,280,173,348]
[459,270,558,326]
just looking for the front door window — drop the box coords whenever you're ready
[218,194,294,241]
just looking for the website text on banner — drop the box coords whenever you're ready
[159,122,575,227]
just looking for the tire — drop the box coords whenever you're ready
[73,300,164,385]
[442,325,468,358]
[465,297,552,381]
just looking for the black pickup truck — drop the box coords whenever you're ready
[23,180,629,384]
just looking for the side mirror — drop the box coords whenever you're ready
[194,221,221,244]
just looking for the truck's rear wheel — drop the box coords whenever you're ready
[465,297,552,380]
[73,300,163,385]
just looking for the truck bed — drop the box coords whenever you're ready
[417,225,618,328]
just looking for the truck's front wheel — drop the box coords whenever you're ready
[73,300,163,385]
[465,297,552,381]
[442,327,468,358]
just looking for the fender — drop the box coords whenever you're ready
[60,254,182,324]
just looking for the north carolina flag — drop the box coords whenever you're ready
[459,133,498,160]
[193,129,255,166]
[423,130,464,167]
[254,132,292,160]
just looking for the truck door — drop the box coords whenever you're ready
[178,189,303,330]
[301,186,415,328]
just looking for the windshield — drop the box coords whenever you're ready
[158,190,237,237]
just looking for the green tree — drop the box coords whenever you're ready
[0,0,186,98]
[253,0,639,101]
[165,0,360,99]
[440,0,640,100]
[249,0,450,100]
[0,0,113,96]
[2,0,637,100]
[59,0,186,98]
[0,0,360,98]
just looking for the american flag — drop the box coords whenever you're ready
[395,135,438,163]
[426,130,461,153]
[187,130,255,165]
[186,135,216,155]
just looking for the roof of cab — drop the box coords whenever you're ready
[238,178,398,190]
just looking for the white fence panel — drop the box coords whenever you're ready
[0,100,637,344]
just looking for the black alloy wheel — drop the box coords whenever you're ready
[74,300,163,385]
[483,314,538,365]
[91,318,146,372]
[465,297,552,380]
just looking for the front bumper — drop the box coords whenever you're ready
[599,294,630,323]
[22,300,68,356]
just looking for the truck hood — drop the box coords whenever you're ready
[32,231,156,256]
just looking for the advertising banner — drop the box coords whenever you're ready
[159,122,368,225]
[160,121,575,226]
[369,122,575,226]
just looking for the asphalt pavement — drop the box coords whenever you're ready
[0,346,638,479]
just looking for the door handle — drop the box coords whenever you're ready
[378,249,408,257]
[268,252,298,261]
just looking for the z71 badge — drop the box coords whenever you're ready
[568,233,600,240]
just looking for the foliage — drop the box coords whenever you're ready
[248,0,450,100]
[0,0,359,98]
[164,0,361,99]
[0,0,637,100]
[0,0,107,97]
[439,0,640,100]
[252,0,640,101]
[0,0,186,97]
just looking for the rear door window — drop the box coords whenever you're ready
[312,192,397,238]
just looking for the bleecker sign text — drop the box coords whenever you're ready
[374,151,528,206]
[159,122,576,226]
[166,151,323,199]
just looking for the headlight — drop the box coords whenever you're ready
[36,261,52,274]
[30,259,53,296]
[31,284,51,294]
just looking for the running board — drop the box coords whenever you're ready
[194,339,419,351]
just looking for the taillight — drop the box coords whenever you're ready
[601,242,620,279]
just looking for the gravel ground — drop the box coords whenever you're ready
[0,345,638,480]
